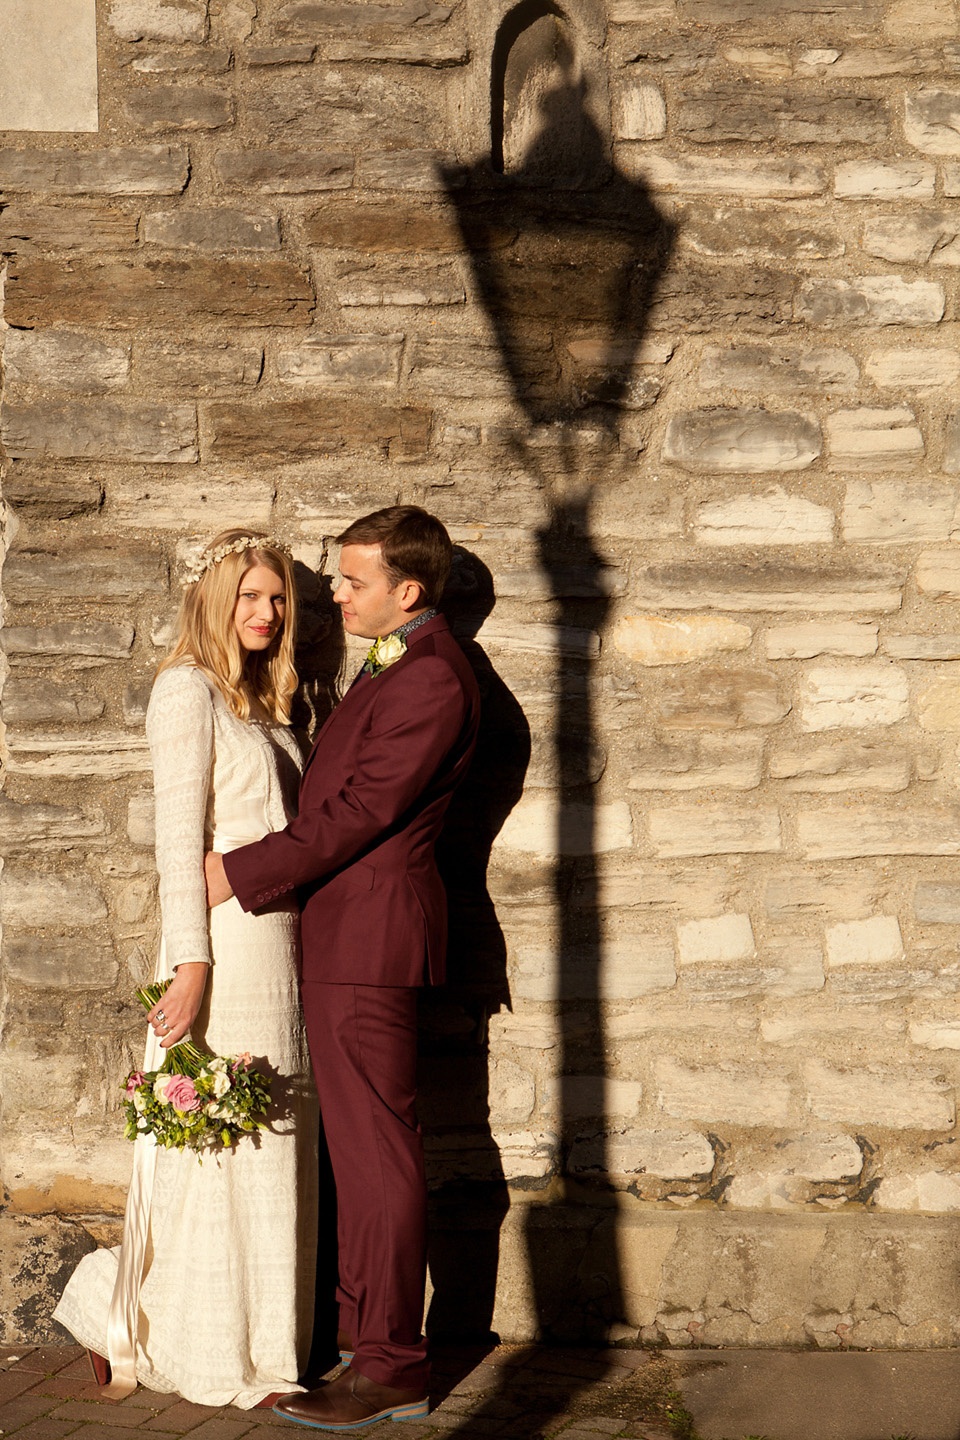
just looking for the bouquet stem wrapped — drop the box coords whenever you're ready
[122,981,271,1159]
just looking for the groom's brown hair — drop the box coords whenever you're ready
[337,505,452,608]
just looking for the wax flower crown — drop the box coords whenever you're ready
[182,534,292,586]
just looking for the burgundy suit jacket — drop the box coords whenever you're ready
[223,614,480,987]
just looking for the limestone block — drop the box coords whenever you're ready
[843,480,956,545]
[4,937,118,990]
[7,734,152,778]
[764,870,889,920]
[905,91,960,153]
[215,149,353,192]
[510,933,676,1002]
[865,348,960,389]
[109,0,208,41]
[834,160,936,199]
[486,1056,536,1126]
[2,679,104,724]
[2,331,130,394]
[135,341,263,393]
[917,677,960,730]
[778,1134,863,1180]
[648,806,782,857]
[495,796,633,856]
[916,548,960,596]
[569,1129,714,1179]
[723,45,792,78]
[698,344,857,394]
[798,806,960,858]
[914,883,960,923]
[133,45,232,72]
[1,401,197,464]
[631,559,903,613]
[0,870,107,929]
[725,1173,802,1209]
[525,732,605,788]
[277,1,454,30]
[662,408,821,472]
[677,913,756,965]
[769,740,911,792]
[304,202,468,253]
[759,939,826,995]
[0,798,105,854]
[143,208,279,250]
[656,1058,793,1127]
[278,335,403,388]
[590,482,684,541]
[658,667,789,729]
[825,407,924,469]
[764,622,878,659]
[0,204,138,251]
[357,151,461,191]
[803,1058,954,1129]
[1,621,134,660]
[685,0,878,23]
[886,0,957,36]
[245,44,316,65]
[796,276,945,326]
[0,146,188,196]
[613,615,752,666]
[542,1075,643,1120]
[681,206,843,262]
[124,85,233,132]
[334,257,464,308]
[825,915,904,967]
[206,400,431,462]
[675,87,886,144]
[695,487,833,545]
[469,618,598,659]
[5,547,166,600]
[650,262,794,332]
[406,338,538,399]
[863,211,960,266]
[628,734,765,791]
[875,1173,960,1210]
[800,664,909,731]
[109,476,273,530]
[614,80,667,139]
[594,866,740,917]
[943,411,960,474]
[127,792,156,847]
[910,1018,960,1046]
[4,258,313,329]
[620,153,825,198]
[883,633,960,659]
[324,34,467,64]
[0,1214,98,1344]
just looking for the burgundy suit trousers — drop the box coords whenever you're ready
[301,980,429,1391]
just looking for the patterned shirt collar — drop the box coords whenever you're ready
[390,607,438,642]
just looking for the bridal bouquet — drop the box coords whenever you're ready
[121,981,271,1158]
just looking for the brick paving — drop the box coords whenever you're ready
[0,1347,678,1440]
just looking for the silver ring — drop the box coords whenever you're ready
[161,1024,170,1033]
[156,1009,166,1023]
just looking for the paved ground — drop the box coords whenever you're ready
[6,1343,960,1440]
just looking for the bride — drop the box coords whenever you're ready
[54,530,318,1409]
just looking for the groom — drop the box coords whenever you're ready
[205,506,480,1428]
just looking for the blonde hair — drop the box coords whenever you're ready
[159,529,298,724]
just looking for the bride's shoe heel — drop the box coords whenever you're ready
[86,1350,111,1387]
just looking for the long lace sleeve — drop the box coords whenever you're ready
[145,666,214,970]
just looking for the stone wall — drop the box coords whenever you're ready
[5,0,960,1349]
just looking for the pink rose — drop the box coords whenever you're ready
[163,1075,201,1113]
[125,1071,145,1098]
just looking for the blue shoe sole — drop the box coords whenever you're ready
[271,1400,429,1430]
[338,1351,354,1364]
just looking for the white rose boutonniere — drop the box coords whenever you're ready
[364,632,407,677]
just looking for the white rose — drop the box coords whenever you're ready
[376,634,406,667]
[210,1070,232,1099]
[153,1074,174,1105]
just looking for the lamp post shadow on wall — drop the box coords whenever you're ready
[438,0,675,1419]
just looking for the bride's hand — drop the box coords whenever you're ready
[148,962,208,1049]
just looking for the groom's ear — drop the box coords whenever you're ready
[398,577,424,612]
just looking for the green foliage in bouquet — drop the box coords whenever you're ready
[121,981,271,1159]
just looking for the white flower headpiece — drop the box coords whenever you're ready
[182,535,292,587]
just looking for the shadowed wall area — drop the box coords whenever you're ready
[6,0,960,1363]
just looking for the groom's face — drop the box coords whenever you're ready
[334,543,409,639]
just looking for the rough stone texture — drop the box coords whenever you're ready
[7,0,960,1353]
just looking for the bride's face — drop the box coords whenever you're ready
[233,564,286,655]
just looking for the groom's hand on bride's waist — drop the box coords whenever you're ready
[204,851,234,908]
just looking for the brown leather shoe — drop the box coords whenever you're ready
[273,1368,428,1430]
[86,1350,111,1387]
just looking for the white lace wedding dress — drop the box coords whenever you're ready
[54,664,318,1408]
